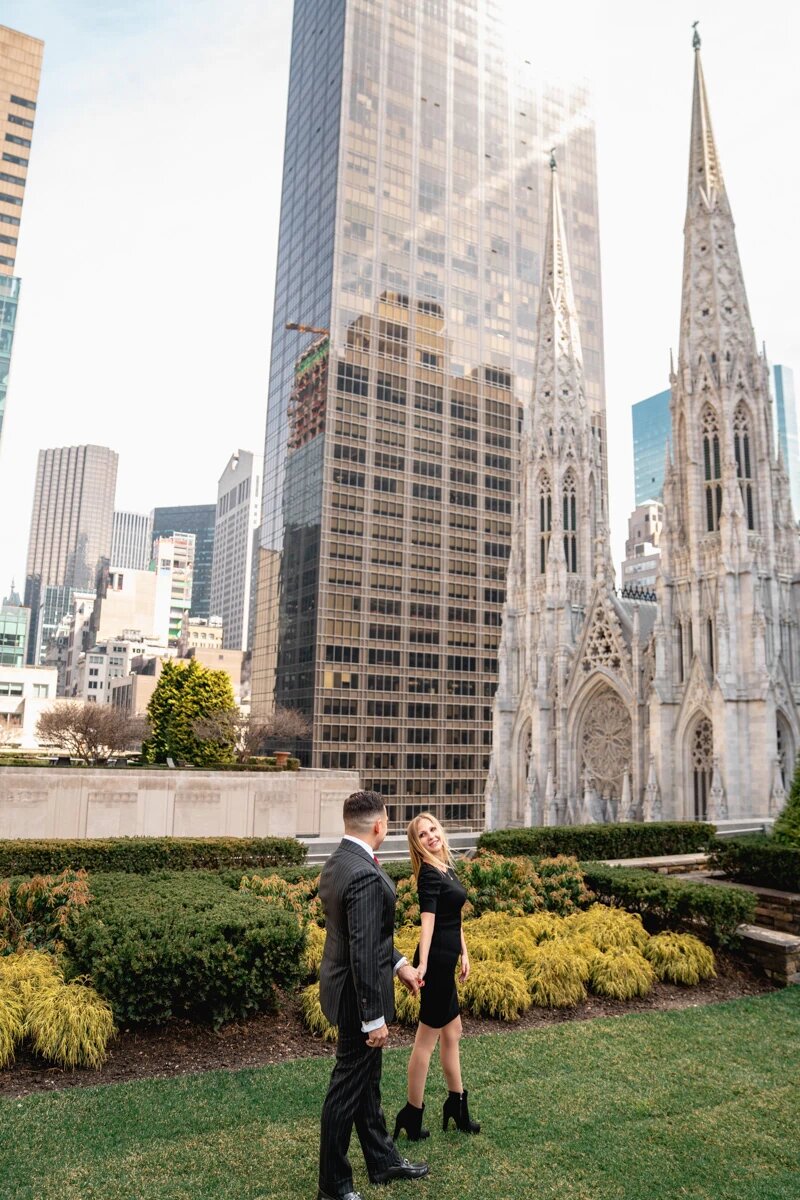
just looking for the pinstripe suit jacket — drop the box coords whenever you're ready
[318,839,401,1027]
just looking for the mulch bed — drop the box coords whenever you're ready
[0,953,774,1099]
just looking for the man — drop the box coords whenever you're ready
[317,790,429,1200]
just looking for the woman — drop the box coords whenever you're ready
[393,812,480,1141]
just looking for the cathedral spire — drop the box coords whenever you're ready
[530,153,586,425]
[687,27,724,206]
[678,32,754,370]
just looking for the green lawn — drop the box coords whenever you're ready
[1,991,799,1200]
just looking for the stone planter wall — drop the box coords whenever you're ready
[0,767,360,841]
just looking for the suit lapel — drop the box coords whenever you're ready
[338,838,396,899]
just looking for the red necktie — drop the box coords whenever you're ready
[373,854,380,866]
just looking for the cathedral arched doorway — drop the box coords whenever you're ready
[578,686,632,808]
[689,716,713,820]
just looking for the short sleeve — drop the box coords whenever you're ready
[417,864,443,914]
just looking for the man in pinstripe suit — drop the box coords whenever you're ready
[317,790,429,1200]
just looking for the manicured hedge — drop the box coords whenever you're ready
[581,863,756,945]
[709,837,800,894]
[63,871,306,1027]
[479,822,715,861]
[0,836,306,877]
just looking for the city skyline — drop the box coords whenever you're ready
[0,2,799,596]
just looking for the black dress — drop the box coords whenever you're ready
[413,863,468,1028]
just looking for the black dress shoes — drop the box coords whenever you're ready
[316,1189,364,1200]
[369,1157,430,1185]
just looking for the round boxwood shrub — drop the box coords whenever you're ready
[63,871,306,1028]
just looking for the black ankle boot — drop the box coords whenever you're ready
[442,1089,481,1134]
[393,1101,430,1141]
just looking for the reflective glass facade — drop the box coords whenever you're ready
[773,365,800,520]
[0,602,28,667]
[255,0,605,829]
[0,275,19,443]
[151,504,216,620]
[0,25,43,453]
[632,389,671,504]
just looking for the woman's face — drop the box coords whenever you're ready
[416,818,443,855]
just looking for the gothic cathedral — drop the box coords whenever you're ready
[486,34,800,829]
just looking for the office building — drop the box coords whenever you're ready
[152,534,195,647]
[252,0,606,827]
[620,500,663,593]
[151,505,215,620]
[77,633,168,706]
[0,664,56,750]
[0,25,43,451]
[773,365,800,520]
[632,389,671,505]
[210,450,262,651]
[178,615,223,655]
[24,444,118,663]
[112,511,153,571]
[0,581,29,667]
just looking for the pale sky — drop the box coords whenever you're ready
[1,0,798,592]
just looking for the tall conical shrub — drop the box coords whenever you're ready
[773,754,800,847]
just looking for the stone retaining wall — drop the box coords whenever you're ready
[0,767,360,840]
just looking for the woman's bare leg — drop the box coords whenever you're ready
[407,1021,440,1107]
[438,1016,463,1093]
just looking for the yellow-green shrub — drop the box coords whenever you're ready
[460,959,531,1020]
[644,932,716,985]
[25,978,115,1068]
[0,983,24,1067]
[0,948,63,1001]
[519,912,564,945]
[394,976,421,1025]
[302,922,326,978]
[299,982,337,1042]
[462,933,504,963]
[588,948,655,999]
[524,942,587,1007]
[562,932,601,972]
[464,912,517,935]
[393,924,420,964]
[566,904,649,952]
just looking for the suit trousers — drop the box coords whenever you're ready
[319,981,399,1195]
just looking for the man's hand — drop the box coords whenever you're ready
[366,1022,389,1048]
[396,962,421,996]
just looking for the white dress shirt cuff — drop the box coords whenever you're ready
[360,957,409,1032]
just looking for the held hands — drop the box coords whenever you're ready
[366,1022,389,1048]
[397,962,421,996]
[415,961,427,986]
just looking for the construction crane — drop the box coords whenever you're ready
[285,322,330,336]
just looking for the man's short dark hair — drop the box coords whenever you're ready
[343,790,386,829]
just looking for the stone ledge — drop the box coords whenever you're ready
[737,923,800,986]
[605,853,709,873]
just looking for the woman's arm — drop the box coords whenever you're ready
[416,912,435,982]
[459,923,470,982]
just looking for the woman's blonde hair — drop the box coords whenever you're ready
[407,812,455,879]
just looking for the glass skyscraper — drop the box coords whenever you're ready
[24,444,118,664]
[253,0,606,828]
[0,25,43,452]
[151,504,216,620]
[773,365,800,521]
[632,389,672,505]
